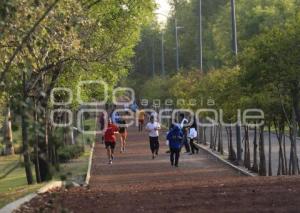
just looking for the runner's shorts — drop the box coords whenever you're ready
[138,119,144,125]
[105,141,116,149]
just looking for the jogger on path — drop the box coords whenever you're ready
[146,116,161,159]
[138,109,145,132]
[167,124,183,167]
[104,119,119,164]
[188,122,199,155]
[179,113,190,153]
[118,117,128,153]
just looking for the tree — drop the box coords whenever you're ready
[240,20,300,175]
[0,0,155,184]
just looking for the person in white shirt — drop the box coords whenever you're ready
[145,115,161,159]
[150,111,158,121]
[188,122,199,154]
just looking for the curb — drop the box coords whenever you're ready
[37,181,64,194]
[85,142,95,186]
[195,143,257,177]
[0,181,64,213]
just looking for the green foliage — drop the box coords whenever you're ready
[212,0,300,65]
[57,145,84,163]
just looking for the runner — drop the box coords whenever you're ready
[188,122,199,155]
[138,108,146,132]
[150,110,158,121]
[104,119,119,164]
[167,124,183,167]
[145,115,161,159]
[130,101,138,113]
[99,112,105,144]
[124,102,130,115]
[179,113,190,153]
[118,116,128,153]
[111,105,120,124]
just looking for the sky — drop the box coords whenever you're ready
[155,0,171,23]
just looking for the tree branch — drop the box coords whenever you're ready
[0,0,60,84]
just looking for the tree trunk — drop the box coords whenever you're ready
[37,98,52,182]
[244,126,251,169]
[288,109,299,175]
[210,126,213,149]
[34,100,41,183]
[283,134,288,174]
[228,126,236,162]
[218,124,224,154]
[251,126,258,172]
[214,125,218,151]
[203,127,207,145]
[274,119,285,175]
[4,106,14,155]
[21,72,33,184]
[268,123,272,176]
[259,125,267,176]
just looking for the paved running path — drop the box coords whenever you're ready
[16,127,300,212]
[86,127,241,212]
[90,127,240,189]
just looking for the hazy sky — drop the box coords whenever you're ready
[155,0,171,23]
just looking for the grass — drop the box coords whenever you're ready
[0,145,92,209]
[0,155,45,208]
[0,118,95,209]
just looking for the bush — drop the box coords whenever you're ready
[14,145,23,154]
[84,125,91,131]
[86,138,92,145]
[0,143,4,156]
[12,123,19,132]
[58,145,84,163]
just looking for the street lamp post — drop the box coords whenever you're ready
[161,32,165,76]
[231,0,238,57]
[175,19,179,71]
[199,0,203,72]
[175,19,184,72]
[155,12,168,76]
[152,37,155,77]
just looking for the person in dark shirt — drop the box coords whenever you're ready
[167,124,183,167]
[118,117,128,153]
[179,113,190,153]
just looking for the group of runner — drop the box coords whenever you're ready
[101,105,128,164]
[145,113,199,167]
[101,104,199,167]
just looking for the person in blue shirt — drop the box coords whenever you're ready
[111,105,120,124]
[130,101,138,113]
[167,124,183,167]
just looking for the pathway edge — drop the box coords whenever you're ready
[0,141,95,213]
[85,141,95,186]
[0,181,63,213]
[195,143,257,177]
